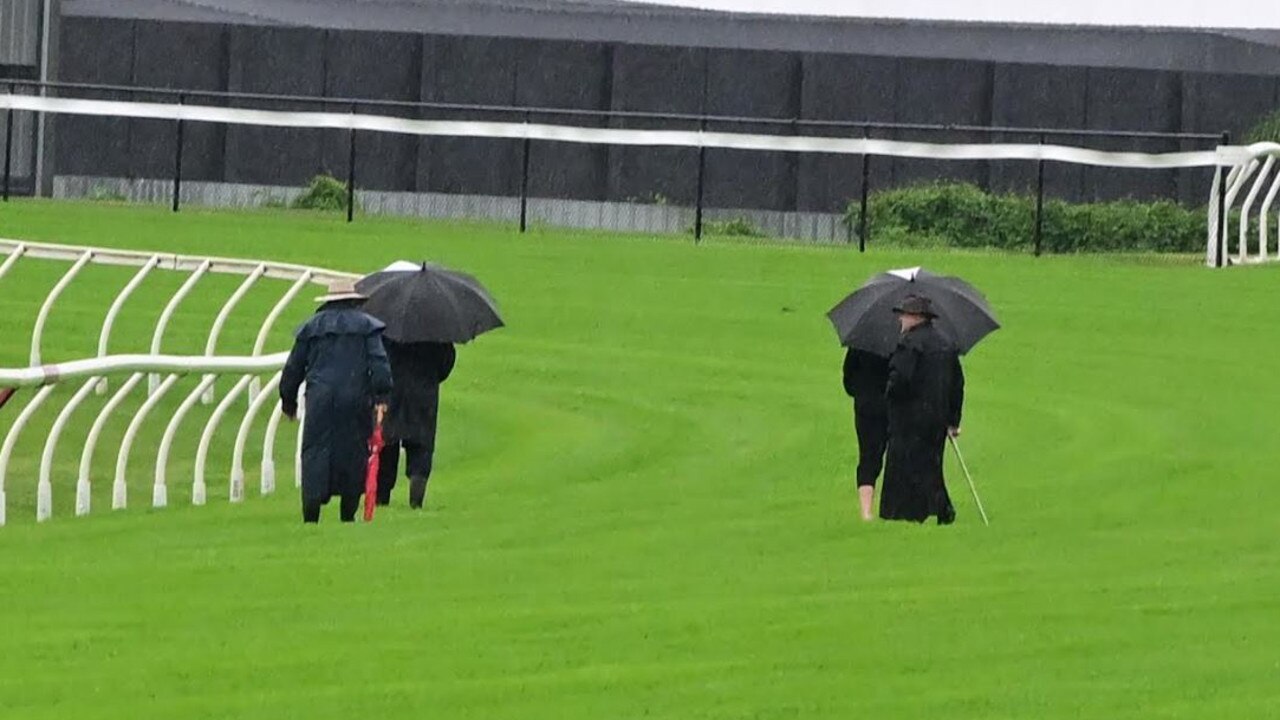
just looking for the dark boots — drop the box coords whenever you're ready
[408,476,428,509]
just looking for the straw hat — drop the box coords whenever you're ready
[314,278,367,303]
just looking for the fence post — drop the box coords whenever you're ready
[519,111,531,233]
[1216,130,1230,267]
[172,94,185,212]
[3,83,13,202]
[694,118,707,243]
[346,103,357,224]
[858,126,871,252]
[1034,133,1046,256]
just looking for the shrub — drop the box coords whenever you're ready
[696,217,765,238]
[1245,110,1280,144]
[292,174,351,212]
[845,182,1207,254]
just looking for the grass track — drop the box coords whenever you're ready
[1,201,1279,718]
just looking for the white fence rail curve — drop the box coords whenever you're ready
[0,238,355,527]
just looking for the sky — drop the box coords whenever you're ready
[621,0,1280,29]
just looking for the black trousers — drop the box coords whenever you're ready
[302,494,360,523]
[854,408,889,488]
[376,439,435,500]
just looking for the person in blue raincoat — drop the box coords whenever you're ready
[281,279,393,523]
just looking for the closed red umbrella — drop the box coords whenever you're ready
[363,408,386,522]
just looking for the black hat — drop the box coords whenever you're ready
[892,294,937,318]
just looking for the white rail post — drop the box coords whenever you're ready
[295,384,306,488]
[193,374,254,503]
[96,256,160,394]
[261,405,287,495]
[249,271,312,403]
[149,260,211,395]
[78,373,144,516]
[30,250,93,367]
[1258,171,1280,260]
[0,385,58,527]
[202,265,266,405]
[114,373,180,509]
[154,375,217,508]
[37,377,101,522]
[231,372,282,497]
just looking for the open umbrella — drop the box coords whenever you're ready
[827,266,1000,356]
[356,261,503,344]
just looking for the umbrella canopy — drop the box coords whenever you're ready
[826,266,1000,356]
[356,261,503,344]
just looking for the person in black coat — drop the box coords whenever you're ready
[843,348,890,521]
[281,280,393,524]
[882,295,965,525]
[376,340,456,509]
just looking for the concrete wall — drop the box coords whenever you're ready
[54,16,1280,212]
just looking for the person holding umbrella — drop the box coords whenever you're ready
[882,294,964,525]
[376,340,456,509]
[827,267,997,524]
[356,261,503,510]
[280,279,393,524]
[843,348,889,521]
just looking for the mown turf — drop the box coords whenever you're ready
[1,200,1278,719]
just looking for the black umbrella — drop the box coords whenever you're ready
[356,261,503,344]
[826,266,999,357]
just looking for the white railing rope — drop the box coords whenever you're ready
[0,92,1271,169]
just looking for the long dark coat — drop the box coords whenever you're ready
[280,301,393,505]
[882,321,965,522]
[383,341,455,449]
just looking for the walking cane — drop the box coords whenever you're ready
[948,436,990,526]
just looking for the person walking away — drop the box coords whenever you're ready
[843,348,890,521]
[281,279,393,523]
[882,295,964,525]
[376,340,456,509]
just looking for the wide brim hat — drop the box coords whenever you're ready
[892,294,939,318]
[315,278,367,303]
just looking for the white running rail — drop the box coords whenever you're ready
[0,238,357,527]
[3,93,1280,265]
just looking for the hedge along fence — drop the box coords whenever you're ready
[844,182,1211,254]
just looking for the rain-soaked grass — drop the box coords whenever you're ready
[1,200,1278,719]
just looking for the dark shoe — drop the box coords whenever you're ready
[937,504,956,526]
[408,476,427,509]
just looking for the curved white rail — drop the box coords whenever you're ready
[1259,172,1280,260]
[193,374,254,504]
[36,377,101,522]
[113,373,180,509]
[0,242,26,280]
[148,260,211,395]
[1239,157,1276,264]
[77,373,144,516]
[0,351,291,387]
[154,374,217,508]
[0,385,58,527]
[248,271,312,402]
[30,250,94,366]
[96,256,160,394]
[232,372,282,498]
[202,265,266,404]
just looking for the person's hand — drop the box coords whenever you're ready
[947,426,961,438]
[375,403,388,424]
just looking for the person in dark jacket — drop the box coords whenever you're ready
[281,279,393,524]
[882,295,964,525]
[375,340,456,509]
[843,348,890,521]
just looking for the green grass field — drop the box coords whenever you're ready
[1,201,1278,719]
